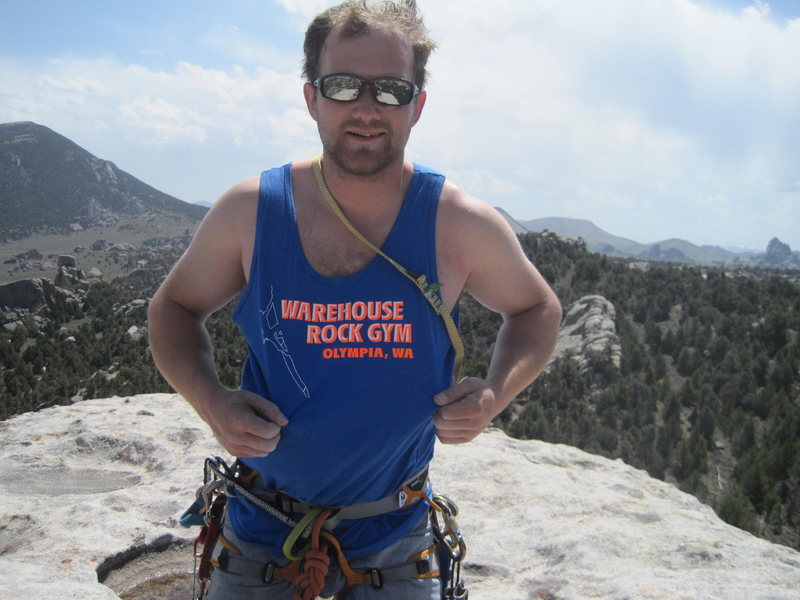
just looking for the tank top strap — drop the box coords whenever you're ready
[381,165,445,282]
[255,164,294,260]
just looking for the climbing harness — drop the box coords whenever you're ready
[311,154,464,385]
[181,456,469,599]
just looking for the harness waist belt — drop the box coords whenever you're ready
[236,463,430,530]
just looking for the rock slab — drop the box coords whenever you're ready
[1,394,798,599]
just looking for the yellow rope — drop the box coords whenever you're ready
[311,154,464,383]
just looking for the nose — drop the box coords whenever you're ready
[350,85,383,115]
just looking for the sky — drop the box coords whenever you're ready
[1,0,799,252]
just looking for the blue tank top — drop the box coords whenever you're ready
[228,162,456,557]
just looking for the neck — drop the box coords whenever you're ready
[319,153,410,215]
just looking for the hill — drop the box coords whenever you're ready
[0,121,206,241]
[502,214,800,268]
[521,216,741,264]
[524,216,642,255]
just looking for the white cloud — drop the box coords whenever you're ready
[0,52,317,204]
[1,0,798,249]
[408,0,800,248]
[204,25,302,73]
[274,0,333,18]
[1,55,313,148]
[119,96,208,143]
[40,74,110,94]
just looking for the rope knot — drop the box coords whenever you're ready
[293,508,333,600]
[295,547,330,600]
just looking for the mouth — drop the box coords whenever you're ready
[346,128,386,140]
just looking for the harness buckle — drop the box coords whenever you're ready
[262,562,276,584]
[276,493,294,515]
[368,568,384,589]
[415,558,431,575]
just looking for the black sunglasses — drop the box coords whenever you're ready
[313,73,419,106]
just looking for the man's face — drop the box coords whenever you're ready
[304,28,426,177]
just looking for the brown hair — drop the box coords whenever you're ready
[303,0,436,89]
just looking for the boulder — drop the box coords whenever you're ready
[58,255,77,268]
[0,278,80,313]
[551,294,621,371]
[54,265,88,290]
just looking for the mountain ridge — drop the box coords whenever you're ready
[497,212,800,269]
[2,120,797,270]
[0,121,206,241]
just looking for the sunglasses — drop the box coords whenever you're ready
[313,73,419,106]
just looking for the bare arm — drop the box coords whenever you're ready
[147,180,288,457]
[433,188,562,444]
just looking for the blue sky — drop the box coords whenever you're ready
[2,0,799,251]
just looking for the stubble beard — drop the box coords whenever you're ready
[320,120,409,178]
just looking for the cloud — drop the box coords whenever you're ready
[274,0,334,18]
[204,25,301,73]
[1,0,798,248]
[0,51,318,204]
[1,55,313,147]
[408,0,800,247]
[119,96,208,143]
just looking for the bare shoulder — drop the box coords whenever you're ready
[194,177,260,255]
[438,180,516,239]
[437,180,551,316]
[155,177,260,318]
[209,177,260,225]
[437,180,524,275]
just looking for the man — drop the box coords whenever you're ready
[148,1,562,598]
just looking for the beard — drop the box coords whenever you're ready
[318,118,410,178]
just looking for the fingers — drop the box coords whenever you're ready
[432,407,484,444]
[432,378,497,445]
[209,391,289,458]
[247,394,289,427]
[433,421,479,445]
[434,377,483,407]
[434,378,492,419]
[241,396,288,443]
[224,430,283,458]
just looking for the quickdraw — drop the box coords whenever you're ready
[180,456,469,600]
[429,494,469,600]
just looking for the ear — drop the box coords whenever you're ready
[411,89,427,127]
[304,82,318,121]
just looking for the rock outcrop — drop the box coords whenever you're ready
[1,394,798,599]
[755,237,800,269]
[0,277,80,314]
[551,294,621,372]
[0,252,100,332]
[0,268,89,332]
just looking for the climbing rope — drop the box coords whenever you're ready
[294,509,333,600]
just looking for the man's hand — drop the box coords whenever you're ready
[202,390,289,457]
[432,377,499,444]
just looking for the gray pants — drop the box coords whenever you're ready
[207,514,441,599]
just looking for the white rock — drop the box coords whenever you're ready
[552,294,622,371]
[0,394,798,599]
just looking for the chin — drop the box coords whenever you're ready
[329,147,400,177]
